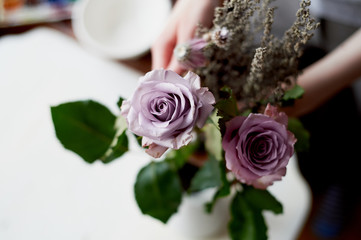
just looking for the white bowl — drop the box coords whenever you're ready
[72,0,171,59]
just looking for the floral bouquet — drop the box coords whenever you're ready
[51,0,318,239]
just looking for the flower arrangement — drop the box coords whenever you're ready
[51,0,318,239]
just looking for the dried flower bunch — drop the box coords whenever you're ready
[177,0,319,110]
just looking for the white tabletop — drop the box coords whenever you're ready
[0,28,311,240]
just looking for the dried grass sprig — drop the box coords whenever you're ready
[195,0,318,110]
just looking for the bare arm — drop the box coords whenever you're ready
[285,28,361,117]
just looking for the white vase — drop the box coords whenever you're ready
[167,188,232,239]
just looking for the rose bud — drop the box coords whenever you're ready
[174,38,208,70]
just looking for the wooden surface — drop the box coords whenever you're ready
[1,20,360,240]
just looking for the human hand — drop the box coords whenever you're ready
[151,0,221,74]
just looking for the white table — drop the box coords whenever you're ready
[0,28,311,240]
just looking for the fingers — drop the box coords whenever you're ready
[151,26,194,74]
[167,57,184,75]
[151,0,192,72]
[166,24,197,74]
[151,32,176,70]
[151,0,220,74]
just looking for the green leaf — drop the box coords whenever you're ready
[205,160,231,213]
[117,97,124,108]
[114,114,128,133]
[134,161,182,223]
[288,118,310,152]
[243,187,283,214]
[133,134,143,147]
[215,87,240,136]
[215,86,239,119]
[229,192,268,240]
[215,98,239,120]
[100,130,128,164]
[189,155,222,193]
[220,86,233,96]
[241,109,252,117]
[283,85,304,101]
[51,100,117,163]
[281,85,305,106]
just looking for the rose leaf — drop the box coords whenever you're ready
[243,187,283,214]
[51,100,117,163]
[214,86,240,136]
[188,155,223,193]
[134,161,182,223]
[117,96,124,108]
[282,85,304,106]
[288,118,310,152]
[229,191,268,240]
[205,160,231,213]
[132,134,143,147]
[100,130,129,164]
[283,84,304,101]
[215,97,239,121]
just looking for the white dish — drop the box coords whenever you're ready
[72,0,171,59]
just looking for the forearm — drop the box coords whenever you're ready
[286,28,361,117]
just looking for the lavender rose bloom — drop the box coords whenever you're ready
[121,69,215,158]
[222,104,296,189]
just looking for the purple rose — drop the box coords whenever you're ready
[121,69,215,158]
[222,104,296,189]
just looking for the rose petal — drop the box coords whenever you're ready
[251,167,287,189]
[143,143,168,158]
[264,103,288,126]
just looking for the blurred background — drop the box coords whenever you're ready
[0,0,76,28]
[0,0,360,239]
